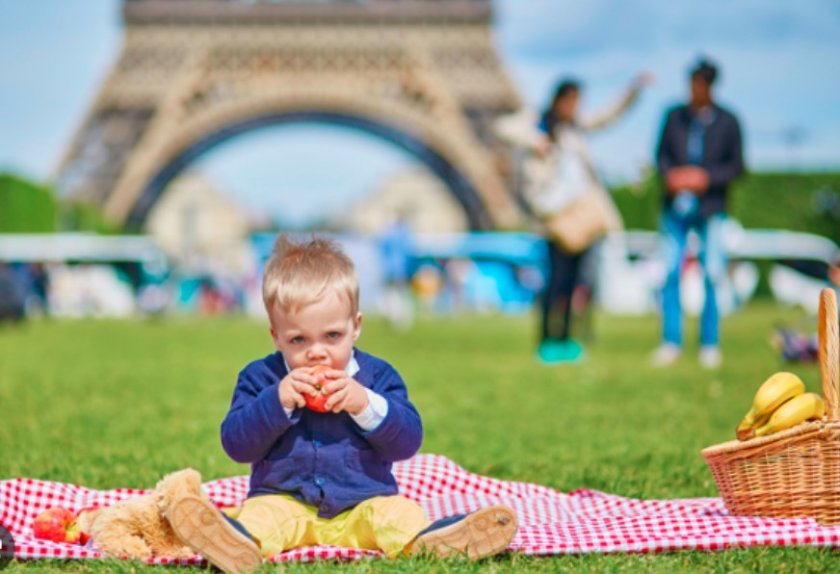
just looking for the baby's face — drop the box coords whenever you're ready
[270,289,361,371]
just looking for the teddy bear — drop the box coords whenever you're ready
[76,468,204,560]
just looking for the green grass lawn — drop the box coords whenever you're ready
[1,303,836,572]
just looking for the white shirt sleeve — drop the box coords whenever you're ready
[493,108,545,149]
[350,388,389,431]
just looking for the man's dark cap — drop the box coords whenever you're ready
[690,59,718,85]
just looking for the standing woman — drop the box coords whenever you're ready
[497,74,651,363]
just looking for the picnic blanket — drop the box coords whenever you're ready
[2,453,840,564]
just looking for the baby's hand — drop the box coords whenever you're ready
[278,368,319,411]
[321,372,369,416]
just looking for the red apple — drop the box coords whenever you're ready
[304,365,332,413]
[32,507,81,544]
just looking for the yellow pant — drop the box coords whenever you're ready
[224,494,429,558]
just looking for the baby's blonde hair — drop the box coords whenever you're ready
[262,236,359,317]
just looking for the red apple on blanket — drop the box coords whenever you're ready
[304,364,333,413]
[32,507,81,544]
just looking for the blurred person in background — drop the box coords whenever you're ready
[496,73,652,364]
[771,254,840,363]
[377,213,415,330]
[28,262,50,315]
[650,58,745,369]
[0,263,26,324]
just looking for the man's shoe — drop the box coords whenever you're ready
[164,494,262,574]
[650,343,681,367]
[699,345,723,369]
[406,504,518,559]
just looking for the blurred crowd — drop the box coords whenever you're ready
[2,229,838,331]
[0,232,547,325]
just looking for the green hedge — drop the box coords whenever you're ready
[0,173,57,232]
[611,171,840,245]
[62,200,121,235]
[3,169,838,242]
[610,168,661,231]
[0,172,120,234]
[729,172,840,245]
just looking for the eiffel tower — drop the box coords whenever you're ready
[55,0,523,230]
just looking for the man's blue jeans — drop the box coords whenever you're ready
[659,209,728,348]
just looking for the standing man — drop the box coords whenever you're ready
[651,58,745,369]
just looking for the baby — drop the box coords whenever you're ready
[162,236,517,573]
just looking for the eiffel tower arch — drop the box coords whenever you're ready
[55,0,524,231]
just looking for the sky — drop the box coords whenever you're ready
[1,0,839,225]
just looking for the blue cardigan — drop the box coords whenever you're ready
[220,349,423,518]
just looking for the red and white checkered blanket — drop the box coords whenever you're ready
[2,454,839,564]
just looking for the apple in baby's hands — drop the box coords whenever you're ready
[32,507,81,544]
[304,365,333,413]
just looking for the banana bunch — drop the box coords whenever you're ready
[736,372,825,440]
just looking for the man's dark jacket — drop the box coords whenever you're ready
[655,103,745,218]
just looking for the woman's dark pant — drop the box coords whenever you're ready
[540,241,584,343]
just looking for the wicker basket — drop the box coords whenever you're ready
[702,288,840,525]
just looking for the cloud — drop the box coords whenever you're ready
[494,0,840,61]
[1,0,838,197]
[492,0,840,178]
[494,0,661,60]
[0,0,119,175]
